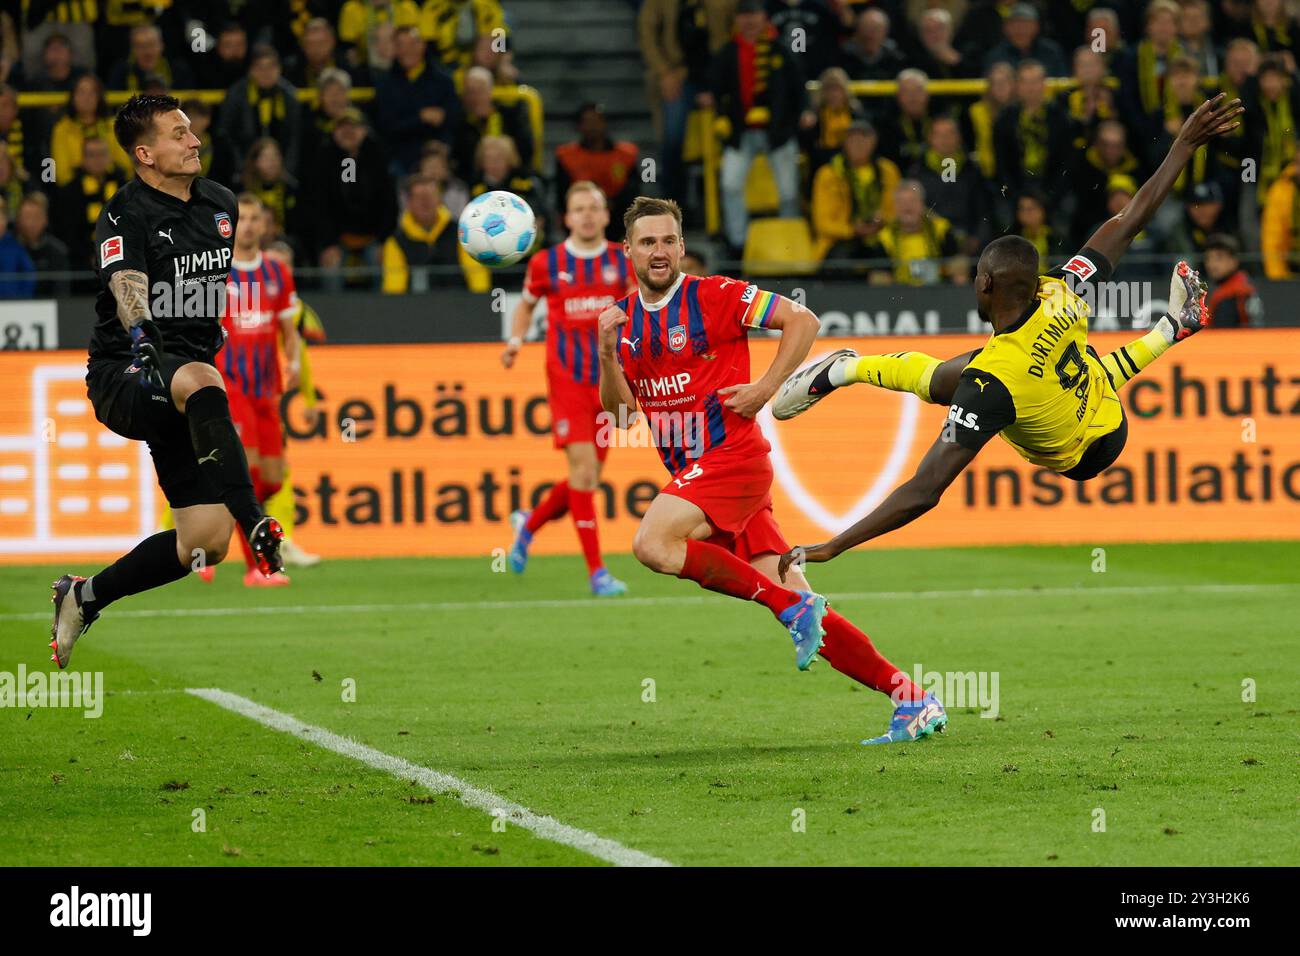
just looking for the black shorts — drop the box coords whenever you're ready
[87,355,223,509]
[1062,408,1129,481]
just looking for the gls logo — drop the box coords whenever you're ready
[50,885,151,935]
[947,404,979,430]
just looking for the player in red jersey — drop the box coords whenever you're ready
[596,197,947,745]
[206,192,302,587]
[503,181,632,596]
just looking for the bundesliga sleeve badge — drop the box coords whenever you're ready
[1062,255,1097,280]
[100,235,123,267]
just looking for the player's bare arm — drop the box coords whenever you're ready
[1083,94,1243,267]
[109,269,152,332]
[596,303,637,417]
[501,295,533,368]
[778,435,977,581]
[718,298,820,419]
[279,312,302,391]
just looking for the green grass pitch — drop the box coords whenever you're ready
[1,541,1296,866]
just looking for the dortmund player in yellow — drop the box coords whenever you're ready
[771,94,1242,575]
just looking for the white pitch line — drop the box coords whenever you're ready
[0,581,1295,623]
[186,688,671,868]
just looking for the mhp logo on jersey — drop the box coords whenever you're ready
[667,325,687,352]
[1062,255,1096,280]
[214,212,232,238]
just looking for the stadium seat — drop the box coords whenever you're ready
[682,109,710,164]
[743,218,818,276]
[745,154,780,214]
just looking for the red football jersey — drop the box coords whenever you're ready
[615,273,781,476]
[221,254,298,399]
[523,239,632,385]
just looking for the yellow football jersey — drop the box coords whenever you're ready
[950,252,1124,472]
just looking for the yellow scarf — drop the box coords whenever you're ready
[831,153,882,222]
[1137,39,1182,114]
[969,99,997,178]
[1019,106,1048,177]
[1260,94,1297,202]
[248,83,287,128]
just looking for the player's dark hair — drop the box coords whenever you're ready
[623,196,682,240]
[980,234,1040,300]
[114,93,182,154]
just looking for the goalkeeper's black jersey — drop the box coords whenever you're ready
[89,175,239,372]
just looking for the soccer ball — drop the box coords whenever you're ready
[457,191,537,267]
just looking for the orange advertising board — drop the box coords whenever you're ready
[1,330,1298,563]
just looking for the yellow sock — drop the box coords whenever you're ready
[264,471,296,537]
[1099,325,1173,390]
[837,352,943,403]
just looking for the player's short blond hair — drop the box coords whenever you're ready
[236,191,263,209]
[623,196,682,240]
[565,180,607,210]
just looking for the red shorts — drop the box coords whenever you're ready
[660,448,790,562]
[229,389,284,459]
[547,370,609,461]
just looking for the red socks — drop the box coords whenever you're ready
[678,539,800,617]
[820,610,923,701]
[567,488,604,575]
[676,541,922,702]
[526,480,569,533]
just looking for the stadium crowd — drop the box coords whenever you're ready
[0,0,1294,299]
[643,0,1299,288]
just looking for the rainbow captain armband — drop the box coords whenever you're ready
[740,285,781,329]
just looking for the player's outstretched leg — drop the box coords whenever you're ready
[1099,261,1208,391]
[50,509,230,668]
[632,495,827,668]
[766,555,947,742]
[508,480,570,574]
[773,349,978,420]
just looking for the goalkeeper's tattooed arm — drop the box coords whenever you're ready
[777,435,977,581]
[109,269,152,332]
[1082,94,1243,268]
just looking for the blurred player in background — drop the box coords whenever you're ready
[262,238,324,567]
[597,197,946,745]
[204,192,302,586]
[502,181,633,597]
